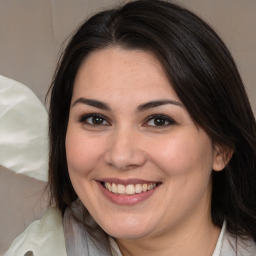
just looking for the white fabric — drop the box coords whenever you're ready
[4,207,67,256]
[0,75,48,181]
[212,221,226,256]
[109,237,122,256]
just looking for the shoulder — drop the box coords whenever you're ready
[221,230,256,256]
[4,207,67,256]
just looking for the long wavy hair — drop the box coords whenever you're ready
[47,0,256,241]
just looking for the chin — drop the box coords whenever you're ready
[101,220,154,240]
[107,229,149,240]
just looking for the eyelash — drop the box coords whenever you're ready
[79,113,176,128]
[143,114,176,127]
[79,113,110,126]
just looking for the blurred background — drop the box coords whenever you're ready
[0,0,255,254]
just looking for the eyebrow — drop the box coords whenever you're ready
[72,98,111,110]
[137,99,183,111]
[72,98,183,111]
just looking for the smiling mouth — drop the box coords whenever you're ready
[103,182,159,196]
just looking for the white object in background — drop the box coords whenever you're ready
[0,75,48,181]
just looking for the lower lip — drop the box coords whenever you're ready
[98,182,158,205]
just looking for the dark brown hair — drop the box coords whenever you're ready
[48,0,256,241]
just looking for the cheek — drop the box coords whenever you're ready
[65,128,103,176]
[65,128,105,205]
[149,131,214,177]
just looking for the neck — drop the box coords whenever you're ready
[116,204,221,256]
[117,220,220,256]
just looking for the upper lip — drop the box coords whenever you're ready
[98,178,161,185]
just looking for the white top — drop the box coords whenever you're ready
[212,221,226,256]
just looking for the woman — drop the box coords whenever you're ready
[5,0,256,255]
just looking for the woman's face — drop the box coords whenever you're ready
[66,47,223,240]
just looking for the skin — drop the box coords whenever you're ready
[65,47,226,256]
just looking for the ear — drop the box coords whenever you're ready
[212,145,233,172]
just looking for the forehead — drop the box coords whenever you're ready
[72,47,180,103]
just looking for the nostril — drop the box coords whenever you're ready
[104,146,147,170]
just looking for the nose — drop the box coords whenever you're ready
[104,128,146,170]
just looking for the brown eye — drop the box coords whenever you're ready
[80,113,110,126]
[153,118,167,126]
[91,116,105,125]
[145,114,175,127]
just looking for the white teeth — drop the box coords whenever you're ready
[135,184,142,193]
[104,182,157,195]
[106,182,112,191]
[148,184,156,190]
[126,184,135,195]
[117,184,126,194]
[112,183,117,194]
